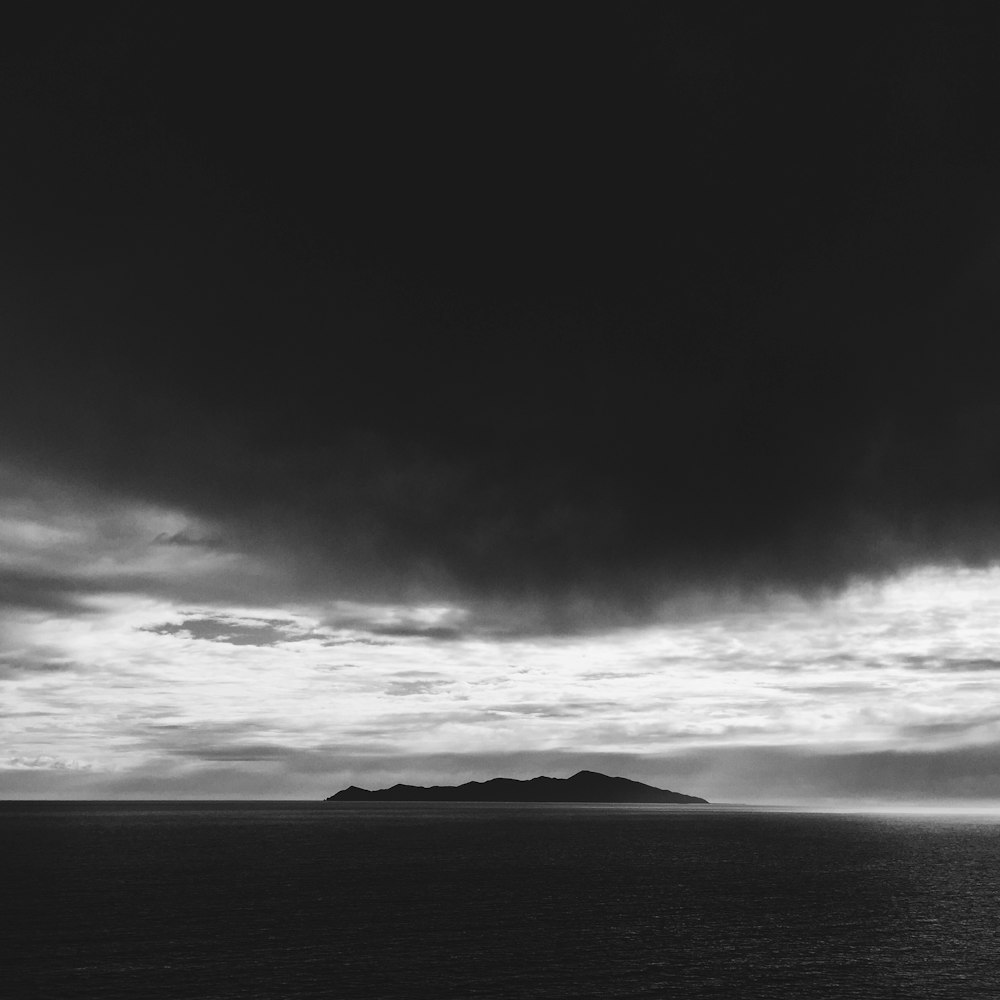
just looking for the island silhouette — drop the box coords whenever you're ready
[326,770,707,803]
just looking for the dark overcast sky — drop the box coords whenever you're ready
[6,4,1000,618]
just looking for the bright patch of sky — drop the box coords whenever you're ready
[4,465,1000,801]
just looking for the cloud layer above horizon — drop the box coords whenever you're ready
[5,464,1000,802]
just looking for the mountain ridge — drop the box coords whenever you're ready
[326,770,707,803]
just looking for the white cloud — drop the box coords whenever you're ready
[4,462,1000,800]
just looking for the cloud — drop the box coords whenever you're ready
[370,625,464,641]
[901,657,1000,673]
[486,701,620,719]
[384,679,453,697]
[0,568,101,613]
[896,715,1000,741]
[168,743,294,762]
[6,754,92,771]
[0,654,78,680]
[139,611,466,649]
[4,8,1000,635]
[152,530,224,549]
[142,615,304,647]
[322,637,394,647]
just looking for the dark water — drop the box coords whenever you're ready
[3,803,999,999]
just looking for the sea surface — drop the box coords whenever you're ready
[3,802,999,999]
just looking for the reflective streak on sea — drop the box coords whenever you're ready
[3,802,999,999]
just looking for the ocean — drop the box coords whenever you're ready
[3,802,998,998]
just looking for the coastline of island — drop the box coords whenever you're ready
[325,770,708,804]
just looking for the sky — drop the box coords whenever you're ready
[5,6,1000,802]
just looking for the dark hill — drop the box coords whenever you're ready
[326,770,707,803]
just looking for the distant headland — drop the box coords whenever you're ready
[326,770,708,803]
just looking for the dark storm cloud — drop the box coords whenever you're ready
[5,7,1000,627]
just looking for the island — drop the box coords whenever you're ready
[326,769,707,803]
